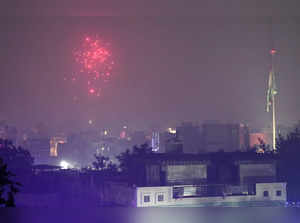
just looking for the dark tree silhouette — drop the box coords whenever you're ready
[0,158,21,207]
[92,154,109,170]
[116,143,153,173]
[116,149,131,174]
[276,128,300,201]
[0,139,33,200]
[92,154,118,173]
[0,139,34,175]
[116,143,153,185]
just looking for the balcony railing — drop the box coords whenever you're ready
[173,184,256,198]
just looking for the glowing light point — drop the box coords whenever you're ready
[167,128,176,134]
[60,160,72,169]
[270,49,277,55]
[88,120,93,125]
[120,131,126,139]
[89,88,95,94]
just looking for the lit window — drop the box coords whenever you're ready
[144,195,150,203]
[158,194,164,202]
[276,190,282,196]
[263,191,269,197]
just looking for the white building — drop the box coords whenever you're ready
[102,182,286,207]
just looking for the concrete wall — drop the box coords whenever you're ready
[136,186,173,207]
[101,182,136,206]
[16,182,286,207]
[136,182,286,207]
[255,183,287,201]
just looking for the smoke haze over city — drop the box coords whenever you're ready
[1,2,300,133]
[2,0,300,216]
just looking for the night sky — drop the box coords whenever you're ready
[1,1,300,132]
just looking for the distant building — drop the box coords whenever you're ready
[176,122,201,154]
[25,138,51,164]
[131,131,147,146]
[151,130,178,153]
[165,137,183,154]
[202,122,249,152]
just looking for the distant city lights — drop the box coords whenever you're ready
[120,130,126,139]
[60,160,72,169]
[167,128,176,134]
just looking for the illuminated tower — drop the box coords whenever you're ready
[50,136,67,157]
[266,49,278,151]
[151,132,160,152]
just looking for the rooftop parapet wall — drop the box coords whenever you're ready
[135,182,286,207]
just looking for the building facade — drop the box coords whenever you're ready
[102,182,286,207]
[100,152,285,207]
[176,122,201,154]
[202,122,249,152]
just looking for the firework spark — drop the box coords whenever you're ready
[70,35,114,97]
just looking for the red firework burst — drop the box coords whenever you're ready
[71,35,114,97]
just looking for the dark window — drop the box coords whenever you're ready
[276,190,282,196]
[263,191,269,197]
[158,194,164,202]
[144,195,150,203]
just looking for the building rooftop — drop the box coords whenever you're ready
[134,151,277,164]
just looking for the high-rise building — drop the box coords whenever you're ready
[152,129,177,153]
[131,131,147,146]
[202,122,249,152]
[176,122,201,154]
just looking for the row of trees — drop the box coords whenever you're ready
[92,143,153,180]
